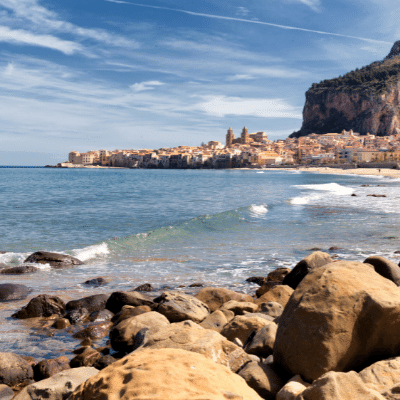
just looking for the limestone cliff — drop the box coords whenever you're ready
[290,41,400,138]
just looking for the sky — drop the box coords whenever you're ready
[0,0,399,165]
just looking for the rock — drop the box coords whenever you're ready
[0,284,30,302]
[92,355,116,370]
[259,302,283,318]
[297,371,385,400]
[256,281,281,297]
[68,348,263,400]
[105,291,154,314]
[244,323,278,358]
[368,194,387,197]
[69,348,101,368]
[111,305,151,325]
[134,320,252,372]
[276,375,310,400]
[274,261,400,382]
[246,276,267,286]
[238,360,285,399]
[188,282,204,287]
[83,277,109,287]
[33,357,70,381]
[220,315,274,344]
[364,256,400,286]
[12,295,65,319]
[282,251,333,289]
[23,251,83,268]
[154,291,209,323]
[0,353,33,386]
[267,268,291,282]
[381,382,400,399]
[0,384,14,400]
[359,356,400,392]
[133,283,153,291]
[329,246,341,251]
[66,294,109,314]
[220,300,258,315]
[242,313,275,322]
[89,309,114,322]
[65,308,90,324]
[0,266,39,275]
[72,322,112,340]
[195,287,253,312]
[13,367,99,400]
[109,311,170,353]
[199,309,234,332]
[255,285,294,308]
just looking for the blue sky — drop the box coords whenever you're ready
[0,0,398,165]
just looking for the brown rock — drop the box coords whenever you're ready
[255,285,294,308]
[134,320,252,372]
[297,371,385,400]
[105,291,154,314]
[72,322,112,340]
[92,355,116,370]
[381,382,400,399]
[276,375,310,400]
[12,295,65,319]
[364,256,400,286]
[0,384,13,400]
[195,287,253,312]
[199,309,234,332]
[52,318,70,329]
[256,281,281,297]
[83,277,109,287]
[111,305,151,325]
[33,357,70,381]
[109,311,170,353]
[259,301,283,318]
[66,294,109,314]
[0,284,30,302]
[155,291,209,323]
[0,353,33,386]
[220,300,258,315]
[220,315,274,344]
[267,268,291,282]
[244,323,278,358]
[68,348,264,400]
[282,251,333,289]
[238,360,285,399]
[246,276,268,286]
[0,266,39,274]
[274,261,400,382]
[69,348,101,368]
[23,251,83,268]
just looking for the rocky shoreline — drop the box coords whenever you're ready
[1,251,400,399]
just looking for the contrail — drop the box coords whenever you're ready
[105,0,391,45]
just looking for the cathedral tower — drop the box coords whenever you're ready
[226,127,234,147]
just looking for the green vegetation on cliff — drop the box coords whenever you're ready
[310,56,400,96]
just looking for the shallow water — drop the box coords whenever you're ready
[1,168,400,358]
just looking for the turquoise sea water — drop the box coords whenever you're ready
[1,168,400,358]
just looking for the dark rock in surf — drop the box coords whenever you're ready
[24,251,83,268]
[246,277,267,286]
[0,265,39,275]
[0,284,30,302]
[12,294,65,319]
[65,309,90,325]
[105,291,155,314]
[133,283,153,292]
[66,294,109,314]
[83,277,109,287]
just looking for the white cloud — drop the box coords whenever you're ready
[197,96,302,119]
[297,0,321,12]
[226,74,255,81]
[236,7,249,17]
[0,25,83,54]
[130,81,164,92]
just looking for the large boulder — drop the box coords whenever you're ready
[296,371,385,400]
[110,311,170,353]
[256,281,281,298]
[12,294,65,319]
[66,294,109,314]
[238,360,285,399]
[24,251,83,268]
[0,284,30,302]
[105,291,154,314]
[220,300,258,315]
[274,261,400,382]
[0,353,33,386]
[220,315,275,344]
[134,320,252,372]
[199,309,234,333]
[14,367,99,400]
[244,323,278,358]
[364,256,400,286]
[68,348,264,400]
[282,251,333,289]
[255,285,293,308]
[195,287,253,312]
[154,291,209,323]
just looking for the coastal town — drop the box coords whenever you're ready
[61,127,400,169]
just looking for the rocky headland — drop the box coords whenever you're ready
[2,250,400,398]
[291,40,400,138]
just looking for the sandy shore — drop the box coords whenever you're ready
[264,166,400,178]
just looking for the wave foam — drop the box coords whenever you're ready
[295,182,354,196]
[249,205,268,215]
[71,242,109,262]
[0,252,29,265]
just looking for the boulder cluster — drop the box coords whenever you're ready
[3,250,400,399]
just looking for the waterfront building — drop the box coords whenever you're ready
[226,127,234,147]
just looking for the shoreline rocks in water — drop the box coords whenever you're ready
[5,251,400,399]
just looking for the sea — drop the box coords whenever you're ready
[0,167,399,359]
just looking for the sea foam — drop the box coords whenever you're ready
[71,242,109,262]
[295,182,354,196]
[249,204,268,215]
